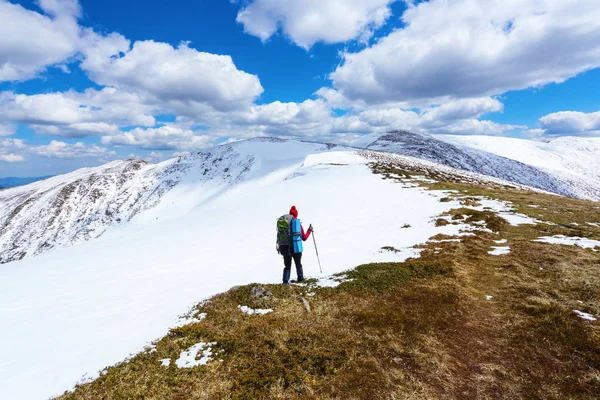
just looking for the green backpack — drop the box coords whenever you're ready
[276,214,293,251]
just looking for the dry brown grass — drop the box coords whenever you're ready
[56,162,600,400]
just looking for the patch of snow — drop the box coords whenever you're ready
[469,198,542,226]
[175,342,216,368]
[314,275,354,288]
[173,313,207,328]
[159,358,170,367]
[488,247,511,256]
[485,295,493,301]
[587,222,600,228]
[494,239,508,244]
[573,310,597,321]
[238,305,273,315]
[499,212,541,226]
[535,235,600,251]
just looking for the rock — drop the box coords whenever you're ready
[250,286,273,302]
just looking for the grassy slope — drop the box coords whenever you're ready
[57,159,600,400]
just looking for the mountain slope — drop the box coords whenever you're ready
[359,130,600,201]
[438,134,600,200]
[0,138,299,264]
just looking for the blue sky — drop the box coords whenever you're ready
[1,0,600,177]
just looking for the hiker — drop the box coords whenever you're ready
[276,206,313,284]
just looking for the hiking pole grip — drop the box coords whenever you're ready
[312,231,323,274]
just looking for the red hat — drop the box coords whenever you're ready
[289,205,298,218]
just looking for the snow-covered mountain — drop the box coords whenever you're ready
[438,134,600,200]
[2,133,599,267]
[0,138,285,264]
[358,130,600,201]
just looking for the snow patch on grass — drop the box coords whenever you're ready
[315,275,354,288]
[159,358,170,367]
[573,310,597,321]
[587,222,600,228]
[475,199,541,226]
[238,305,273,315]
[175,342,216,368]
[488,247,511,256]
[173,313,206,328]
[535,236,600,251]
[485,295,493,301]
[494,239,508,244]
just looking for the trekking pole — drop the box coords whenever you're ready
[311,229,323,274]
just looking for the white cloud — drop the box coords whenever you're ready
[37,0,81,18]
[0,0,81,82]
[0,123,16,136]
[32,140,116,159]
[420,98,504,128]
[0,154,24,162]
[101,125,213,150]
[216,99,335,139]
[80,40,263,111]
[539,110,600,136]
[331,0,600,104]
[427,119,523,136]
[236,0,396,48]
[0,138,26,162]
[0,89,155,137]
[332,108,420,133]
[1,1,263,116]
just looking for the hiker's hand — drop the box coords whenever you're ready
[308,224,314,232]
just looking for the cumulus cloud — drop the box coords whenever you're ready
[331,0,600,104]
[332,108,420,134]
[101,125,213,150]
[0,137,115,160]
[0,89,155,137]
[0,0,81,82]
[427,119,523,136]
[0,123,16,136]
[80,40,263,111]
[0,154,24,162]
[236,0,396,48]
[1,1,263,115]
[37,0,81,18]
[0,138,26,162]
[32,140,116,159]
[213,99,335,139]
[539,110,600,136]
[420,98,504,128]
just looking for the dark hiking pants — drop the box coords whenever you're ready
[280,245,303,283]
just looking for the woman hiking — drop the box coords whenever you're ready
[276,206,313,284]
